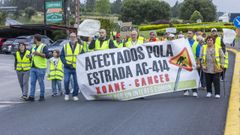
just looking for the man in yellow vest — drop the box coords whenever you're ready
[113,33,124,48]
[88,29,115,51]
[124,30,144,48]
[60,32,83,101]
[27,34,48,102]
[183,30,201,97]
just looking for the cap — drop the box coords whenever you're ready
[169,34,175,38]
[211,28,217,32]
[116,33,121,38]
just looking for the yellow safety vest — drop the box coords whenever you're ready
[94,39,110,51]
[16,50,31,71]
[215,37,221,48]
[31,43,47,69]
[113,40,123,48]
[224,52,229,68]
[125,39,144,48]
[64,42,82,69]
[191,40,199,59]
[48,59,64,80]
[202,45,221,68]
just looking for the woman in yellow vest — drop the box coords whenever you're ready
[200,36,225,98]
[15,43,31,100]
[47,49,63,96]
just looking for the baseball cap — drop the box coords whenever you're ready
[211,28,217,32]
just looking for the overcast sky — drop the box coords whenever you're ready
[165,0,239,13]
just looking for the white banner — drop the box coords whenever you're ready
[76,38,200,101]
[77,19,101,37]
[223,28,236,45]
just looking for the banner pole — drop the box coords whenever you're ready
[173,68,182,92]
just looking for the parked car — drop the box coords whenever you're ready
[0,38,7,53]
[48,39,69,55]
[11,35,54,54]
[1,38,15,54]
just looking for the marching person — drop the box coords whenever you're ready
[183,30,201,97]
[124,30,144,48]
[27,34,49,102]
[200,36,225,98]
[148,31,159,42]
[47,49,63,97]
[15,43,31,100]
[60,32,83,101]
[113,33,124,48]
[89,29,115,51]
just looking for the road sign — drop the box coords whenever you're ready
[233,16,240,28]
[169,47,193,71]
[45,1,63,23]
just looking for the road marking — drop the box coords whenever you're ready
[0,101,24,104]
[225,48,240,135]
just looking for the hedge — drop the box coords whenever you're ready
[139,22,233,31]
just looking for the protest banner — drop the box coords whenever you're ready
[76,38,200,101]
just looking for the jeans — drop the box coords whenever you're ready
[30,68,46,97]
[205,73,220,95]
[64,68,79,96]
[52,79,62,95]
[16,70,30,96]
[198,69,206,88]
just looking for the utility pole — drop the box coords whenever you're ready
[75,0,80,27]
[64,0,67,27]
[43,0,46,25]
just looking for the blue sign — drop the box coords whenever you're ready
[233,16,240,28]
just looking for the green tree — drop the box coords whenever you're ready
[190,10,203,22]
[86,0,96,12]
[96,0,110,14]
[121,0,143,24]
[0,11,6,25]
[180,0,216,21]
[24,7,37,19]
[111,0,122,14]
[171,1,182,18]
[143,0,171,22]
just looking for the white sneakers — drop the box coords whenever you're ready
[64,95,79,101]
[215,95,221,99]
[184,91,189,96]
[192,92,198,97]
[206,92,212,98]
[64,95,70,101]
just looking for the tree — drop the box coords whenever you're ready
[86,0,96,12]
[171,1,182,18]
[143,0,171,22]
[111,0,122,14]
[190,10,203,22]
[0,11,6,25]
[24,7,37,19]
[180,0,216,22]
[96,0,110,14]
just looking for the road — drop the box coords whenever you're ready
[0,52,235,135]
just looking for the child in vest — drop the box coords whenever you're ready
[47,49,63,96]
[15,43,31,100]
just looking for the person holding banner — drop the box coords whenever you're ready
[183,30,201,97]
[88,29,115,51]
[60,32,83,101]
[113,33,124,48]
[148,31,159,42]
[125,30,144,48]
[201,36,225,98]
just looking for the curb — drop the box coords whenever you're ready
[224,48,240,135]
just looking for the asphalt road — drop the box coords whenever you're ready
[0,52,235,135]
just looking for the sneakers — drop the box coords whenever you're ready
[38,96,45,101]
[21,95,28,101]
[26,97,35,102]
[73,96,79,101]
[215,94,221,99]
[52,94,57,97]
[206,92,212,98]
[64,95,70,101]
[192,92,198,97]
[184,91,189,96]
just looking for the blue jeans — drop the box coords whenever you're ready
[64,68,79,96]
[30,68,46,97]
[52,79,62,94]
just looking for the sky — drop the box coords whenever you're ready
[165,0,239,13]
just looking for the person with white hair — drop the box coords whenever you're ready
[125,30,144,48]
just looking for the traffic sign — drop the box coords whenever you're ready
[233,16,240,28]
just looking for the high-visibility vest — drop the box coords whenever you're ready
[48,59,64,80]
[113,40,123,48]
[94,39,110,51]
[82,41,89,52]
[224,52,229,68]
[125,39,144,48]
[64,42,82,69]
[215,37,222,48]
[129,36,145,42]
[193,35,197,40]
[202,45,221,68]
[190,40,199,59]
[16,50,31,71]
[31,43,47,69]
